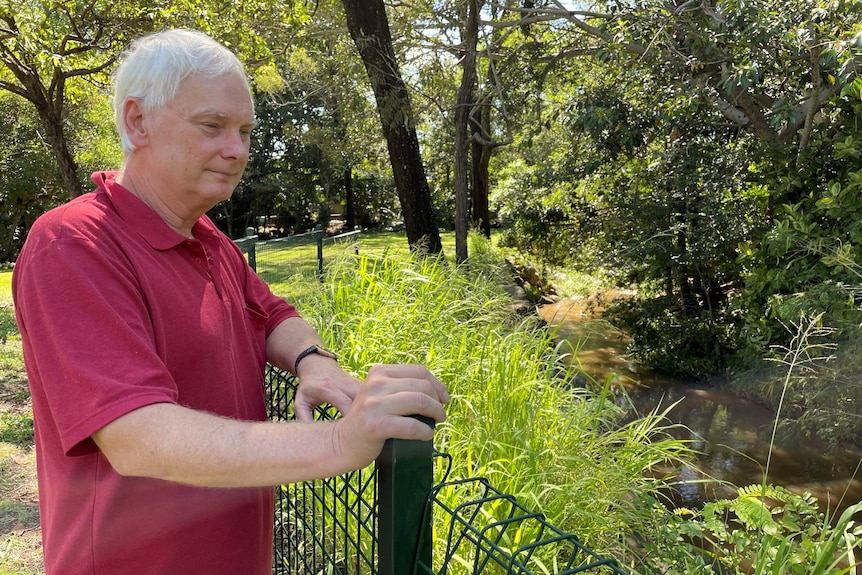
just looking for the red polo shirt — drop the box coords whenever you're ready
[13,172,299,574]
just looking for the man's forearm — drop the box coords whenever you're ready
[91,402,362,488]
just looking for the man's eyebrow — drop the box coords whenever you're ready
[194,109,258,128]
[195,109,227,119]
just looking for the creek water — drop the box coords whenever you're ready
[538,297,862,514]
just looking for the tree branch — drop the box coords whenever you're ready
[796,28,821,165]
[0,79,29,100]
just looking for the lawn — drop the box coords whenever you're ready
[0,266,40,575]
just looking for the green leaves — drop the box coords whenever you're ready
[658,483,862,574]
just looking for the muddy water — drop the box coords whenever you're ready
[539,297,862,513]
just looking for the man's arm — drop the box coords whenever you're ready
[264,316,330,374]
[91,363,448,488]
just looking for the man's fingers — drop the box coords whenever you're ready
[293,393,354,423]
[384,390,447,424]
[292,401,315,423]
[365,366,450,404]
[388,415,437,442]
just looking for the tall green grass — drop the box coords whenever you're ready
[281,235,693,564]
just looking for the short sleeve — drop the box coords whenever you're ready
[15,232,179,456]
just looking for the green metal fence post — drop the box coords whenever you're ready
[245,227,257,272]
[314,224,324,281]
[377,419,434,575]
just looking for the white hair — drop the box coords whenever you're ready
[113,29,250,157]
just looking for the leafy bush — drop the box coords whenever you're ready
[737,173,862,362]
[637,485,862,575]
[736,95,862,360]
[609,293,739,378]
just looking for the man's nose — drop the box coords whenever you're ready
[224,131,250,159]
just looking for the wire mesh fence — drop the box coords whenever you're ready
[264,365,628,575]
[236,226,361,280]
[421,474,629,575]
[266,366,378,575]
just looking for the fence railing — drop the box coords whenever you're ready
[235,225,361,278]
[264,366,628,575]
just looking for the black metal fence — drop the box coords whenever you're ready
[264,366,628,575]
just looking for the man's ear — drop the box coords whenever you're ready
[123,98,149,148]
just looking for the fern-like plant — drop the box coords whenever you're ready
[661,485,862,574]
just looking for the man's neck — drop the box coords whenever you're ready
[117,170,199,239]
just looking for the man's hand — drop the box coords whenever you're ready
[293,356,361,421]
[329,364,450,470]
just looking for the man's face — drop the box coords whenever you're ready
[143,72,256,211]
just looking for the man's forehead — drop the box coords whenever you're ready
[168,75,255,121]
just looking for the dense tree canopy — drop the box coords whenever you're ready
[1,0,862,383]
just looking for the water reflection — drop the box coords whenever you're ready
[539,298,862,513]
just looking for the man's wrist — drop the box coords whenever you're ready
[294,345,338,373]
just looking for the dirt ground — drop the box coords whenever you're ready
[0,321,42,574]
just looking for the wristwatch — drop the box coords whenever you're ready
[294,344,338,373]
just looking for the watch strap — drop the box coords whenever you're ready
[294,344,338,373]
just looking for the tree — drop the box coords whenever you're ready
[0,92,64,261]
[453,0,480,263]
[495,0,862,173]
[0,0,147,197]
[0,0,310,198]
[212,3,395,239]
[479,0,862,373]
[340,0,443,254]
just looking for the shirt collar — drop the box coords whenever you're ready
[91,171,217,251]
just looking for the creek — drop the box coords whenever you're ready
[538,296,862,514]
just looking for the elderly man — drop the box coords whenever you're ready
[13,28,448,575]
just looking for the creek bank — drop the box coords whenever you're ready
[535,294,862,514]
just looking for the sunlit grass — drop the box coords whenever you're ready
[0,270,11,295]
[0,270,40,574]
[0,441,40,575]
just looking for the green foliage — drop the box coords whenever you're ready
[209,0,396,238]
[69,88,123,174]
[0,93,65,263]
[641,485,862,575]
[610,294,738,378]
[738,136,862,361]
[0,412,33,446]
[485,0,862,382]
[493,156,602,269]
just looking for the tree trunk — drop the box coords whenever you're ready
[344,167,356,230]
[454,0,479,264]
[340,0,442,254]
[33,93,85,198]
[470,101,492,239]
